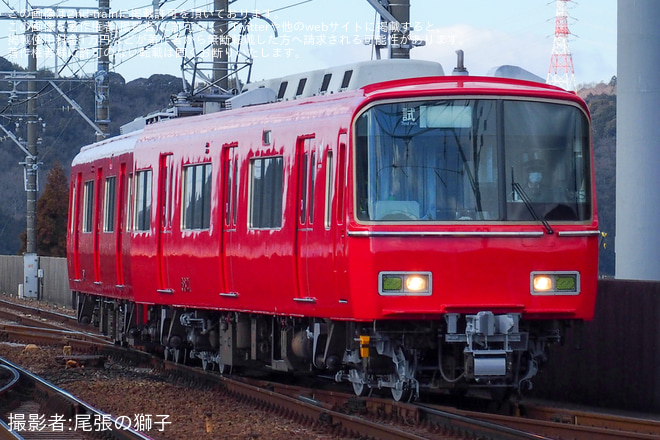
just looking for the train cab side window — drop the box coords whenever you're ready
[182,163,212,230]
[82,180,94,233]
[134,169,152,231]
[103,176,116,232]
[249,156,283,229]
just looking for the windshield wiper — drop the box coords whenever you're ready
[511,169,554,235]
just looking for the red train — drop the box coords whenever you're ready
[67,60,598,400]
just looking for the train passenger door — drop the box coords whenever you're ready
[220,144,238,295]
[333,133,349,296]
[93,168,102,284]
[295,137,316,300]
[157,153,174,294]
[69,174,82,281]
[115,163,126,288]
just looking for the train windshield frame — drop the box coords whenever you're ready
[354,97,591,223]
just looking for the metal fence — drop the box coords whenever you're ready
[532,279,660,412]
[0,255,73,309]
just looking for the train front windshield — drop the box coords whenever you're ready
[354,99,591,222]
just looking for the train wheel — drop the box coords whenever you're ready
[390,383,413,402]
[349,369,370,397]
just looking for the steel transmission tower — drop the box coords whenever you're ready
[546,0,577,91]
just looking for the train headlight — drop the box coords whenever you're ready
[531,272,580,295]
[406,275,428,292]
[533,275,553,292]
[379,272,432,296]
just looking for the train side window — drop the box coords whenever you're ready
[103,176,116,232]
[249,156,283,229]
[82,180,94,233]
[182,163,212,230]
[134,169,152,231]
[324,151,333,229]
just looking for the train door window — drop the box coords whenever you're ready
[125,174,133,232]
[82,181,94,233]
[309,151,316,222]
[324,151,333,229]
[232,157,238,225]
[298,139,316,225]
[299,153,308,223]
[160,155,174,230]
[249,156,283,229]
[224,147,239,226]
[182,163,212,230]
[134,169,152,231]
[336,142,347,225]
[103,176,116,232]
[69,179,78,235]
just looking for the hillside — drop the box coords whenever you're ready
[0,58,182,254]
[579,77,617,276]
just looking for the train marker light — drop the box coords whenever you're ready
[379,272,432,296]
[531,272,580,295]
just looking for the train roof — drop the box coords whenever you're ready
[74,61,587,166]
[72,129,142,166]
[241,59,445,102]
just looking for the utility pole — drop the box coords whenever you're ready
[366,0,419,59]
[24,28,40,299]
[389,0,410,59]
[96,0,110,141]
[213,0,229,91]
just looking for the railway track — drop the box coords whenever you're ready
[3,297,660,440]
[0,300,90,333]
[0,356,153,440]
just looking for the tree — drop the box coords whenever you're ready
[19,161,69,256]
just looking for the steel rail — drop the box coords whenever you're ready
[421,404,660,440]
[0,322,113,347]
[0,364,20,396]
[155,360,430,440]
[0,356,153,440]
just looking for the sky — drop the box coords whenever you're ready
[0,0,617,86]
